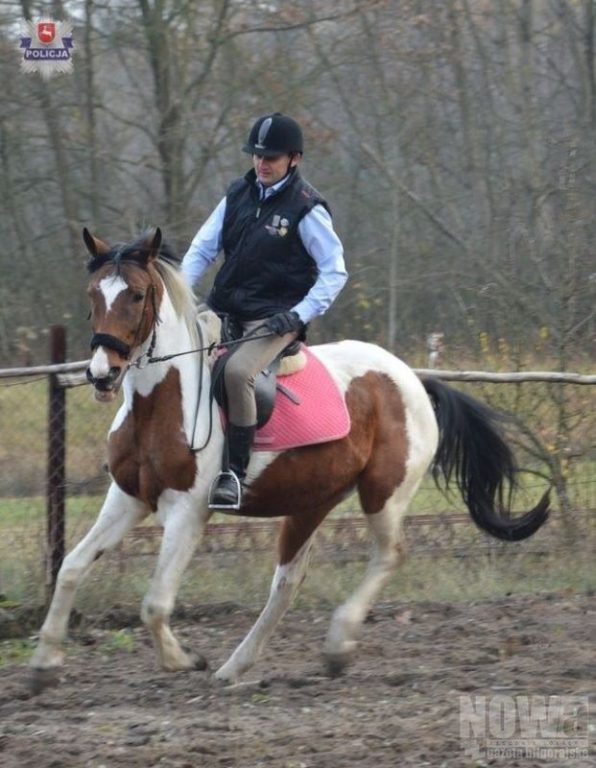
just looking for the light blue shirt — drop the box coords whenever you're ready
[181,174,348,324]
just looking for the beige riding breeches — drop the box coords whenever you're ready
[223,319,299,427]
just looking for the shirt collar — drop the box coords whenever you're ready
[256,172,292,201]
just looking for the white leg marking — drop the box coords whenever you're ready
[324,494,410,667]
[141,493,207,671]
[31,483,146,670]
[215,538,314,683]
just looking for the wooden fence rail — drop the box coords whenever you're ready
[118,510,595,564]
[2,359,596,385]
[1,326,594,595]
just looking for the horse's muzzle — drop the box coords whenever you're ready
[86,366,122,401]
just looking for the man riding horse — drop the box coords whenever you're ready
[182,113,348,510]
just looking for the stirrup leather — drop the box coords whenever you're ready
[208,470,243,510]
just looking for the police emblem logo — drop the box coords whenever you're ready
[19,18,74,79]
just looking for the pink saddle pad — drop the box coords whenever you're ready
[252,346,351,452]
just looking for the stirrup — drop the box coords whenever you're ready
[208,470,242,510]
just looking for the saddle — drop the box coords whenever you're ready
[210,315,306,429]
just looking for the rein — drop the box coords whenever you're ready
[88,267,275,453]
[132,330,274,369]
[132,322,277,454]
[90,284,161,365]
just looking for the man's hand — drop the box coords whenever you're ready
[265,310,304,336]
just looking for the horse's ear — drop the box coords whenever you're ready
[83,228,110,257]
[139,227,162,263]
[149,227,162,260]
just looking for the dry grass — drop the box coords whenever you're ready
[1,360,594,621]
[1,509,594,619]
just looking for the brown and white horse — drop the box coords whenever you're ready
[30,229,549,691]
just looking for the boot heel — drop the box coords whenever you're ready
[208,470,242,510]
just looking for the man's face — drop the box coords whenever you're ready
[252,153,298,187]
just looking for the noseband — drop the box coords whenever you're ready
[89,282,160,365]
[90,332,132,359]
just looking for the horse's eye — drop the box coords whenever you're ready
[132,292,145,303]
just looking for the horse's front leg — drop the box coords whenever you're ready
[141,490,209,672]
[30,483,147,691]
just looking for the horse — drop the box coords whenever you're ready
[30,229,549,692]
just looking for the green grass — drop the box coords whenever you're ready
[98,629,136,654]
[1,509,593,621]
[0,379,118,496]
[42,545,596,619]
[2,360,594,500]
[0,468,594,613]
[1,357,594,619]
[0,639,35,668]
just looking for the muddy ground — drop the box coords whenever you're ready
[0,593,593,768]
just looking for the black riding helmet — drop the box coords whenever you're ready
[242,113,304,157]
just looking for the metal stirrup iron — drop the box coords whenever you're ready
[208,470,243,510]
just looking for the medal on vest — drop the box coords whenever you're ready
[266,214,290,237]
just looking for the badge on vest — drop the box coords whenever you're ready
[265,215,290,237]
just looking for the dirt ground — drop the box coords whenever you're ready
[0,593,593,768]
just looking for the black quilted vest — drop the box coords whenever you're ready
[207,168,329,320]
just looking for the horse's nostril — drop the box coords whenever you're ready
[87,366,121,390]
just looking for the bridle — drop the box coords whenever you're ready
[87,272,277,453]
[89,332,135,361]
[86,281,160,387]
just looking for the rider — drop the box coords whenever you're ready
[182,112,348,509]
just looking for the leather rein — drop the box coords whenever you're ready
[89,291,275,453]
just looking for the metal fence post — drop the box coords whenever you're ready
[46,324,66,602]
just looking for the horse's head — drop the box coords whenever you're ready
[84,228,165,402]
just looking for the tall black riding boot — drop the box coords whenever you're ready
[209,424,256,510]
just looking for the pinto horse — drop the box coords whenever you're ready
[30,229,549,691]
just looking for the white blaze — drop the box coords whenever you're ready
[89,346,111,379]
[89,275,129,379]
[99,275,128,311]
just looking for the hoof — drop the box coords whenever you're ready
[191,653,209,671]
[181,645,209,671]
[213,669,233,685]
[323,651,351,678]
[213,664,241,685]
[29,667,61,695]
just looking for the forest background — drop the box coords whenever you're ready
[0,0,594,370]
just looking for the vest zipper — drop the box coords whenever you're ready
[255,206,261,219]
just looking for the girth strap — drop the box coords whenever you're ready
[90,332,131,359]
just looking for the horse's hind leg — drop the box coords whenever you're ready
[30,483,146,690]
[214,508,328,683]
[141,493,207,671]
[323,489,412,676]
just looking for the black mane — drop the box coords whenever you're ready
[86,232,181,274]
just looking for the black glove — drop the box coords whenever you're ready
[265,310,304,336]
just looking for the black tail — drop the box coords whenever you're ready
[422,378,550,541]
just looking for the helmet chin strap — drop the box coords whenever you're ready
[281,156,301,180]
